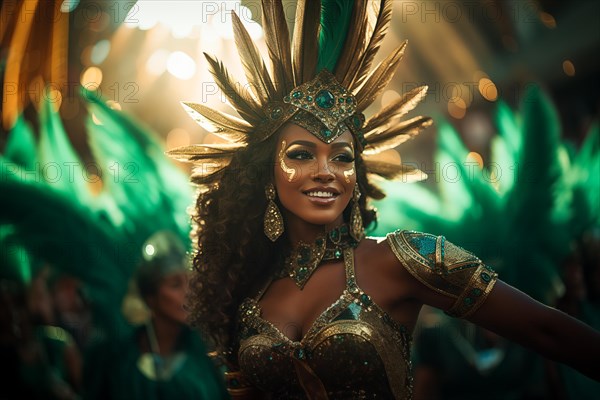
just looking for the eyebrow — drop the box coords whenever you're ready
[287,140,353,151]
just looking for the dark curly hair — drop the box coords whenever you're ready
[187,128,381,354]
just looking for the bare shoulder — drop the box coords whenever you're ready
[355,235,420,299]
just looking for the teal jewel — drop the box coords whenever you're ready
[340,225,349,234]
[329,228,340,242]
[293,348,305,360]
[471,288,483,296]
[480,272,491,283]
[306,95,313,101]
[283,95,291,102]
[360,293,372,306]
[297,247,311,265]
[334,249,342,258]
[464,297,473,305]
[296,266,308,280]
[352,115,362,128]
[346,97,353,104]
[315,238,324,246]
[315,90,335,109]
[292,90,303,99]
[338,97,345,104]
[270,107,283,120]
[321,128,333,139]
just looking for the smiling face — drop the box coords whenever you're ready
[274,124,357,231]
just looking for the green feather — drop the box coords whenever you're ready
[316,0,354,72]
[373,86,581,304]
[4,114,38,170]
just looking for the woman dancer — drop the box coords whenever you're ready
[169,1,600,398]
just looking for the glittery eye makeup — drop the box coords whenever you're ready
[279,140,296,182]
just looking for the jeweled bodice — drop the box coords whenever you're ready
[237,248,413,399]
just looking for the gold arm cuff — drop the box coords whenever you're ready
[386,230,498,318]
[446,264,498,318]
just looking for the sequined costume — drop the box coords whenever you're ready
[235,230,498,399]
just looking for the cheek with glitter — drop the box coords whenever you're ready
[278,140,296,182]
[343,166,355,183]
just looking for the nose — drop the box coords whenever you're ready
[312,159,335,183]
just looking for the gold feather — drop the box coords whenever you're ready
[334,1,368,84]
[166,143,242,163]
[231,11,276,105]
[349,0,393,90]
[204,53,262,124]
[364,86,428,133]
[291,0,321,85]
[261,0,294,96]
[364,159,428,182]
[168,144,236,186]
[355,41,407,112]
[182,102,252,143]
[363,116,433,155]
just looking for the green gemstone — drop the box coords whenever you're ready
[360,293,372,306]
[298,247,311,265]
[464,297,473,305]
[340,225,349,234]
[294,348,305,359]
[297,266,308,279]
[330,229,340,241]
[338,97,345,104]
[480,272,491,283]
[316,238,324,246]
[283,95,291,102]
[306,95,313,101]
[270,107,283,119]
[471,288,482,296]
[315,90,335,109]
[321,128,333,138]
[334,250,342,258]
[292,91,303,99]
[346,97,354,103]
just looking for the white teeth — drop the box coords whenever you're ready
[306,191,335,198]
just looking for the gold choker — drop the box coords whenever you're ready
[278,224,358,289]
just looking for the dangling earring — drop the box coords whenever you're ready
[264,183,284,242]
[350,184,364,241]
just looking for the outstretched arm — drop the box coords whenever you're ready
[467,280,600,381]
[384,230,600,382]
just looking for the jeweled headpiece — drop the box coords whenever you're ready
[169,0,432,191]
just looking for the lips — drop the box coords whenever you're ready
[303,187,340,204]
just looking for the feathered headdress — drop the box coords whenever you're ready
[168,0,432,194]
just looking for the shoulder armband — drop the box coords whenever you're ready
[386,230,498,318]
